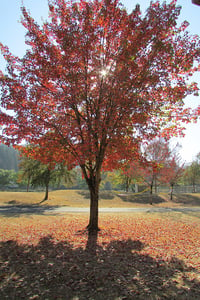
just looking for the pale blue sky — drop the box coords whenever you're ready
[0,0,200,163]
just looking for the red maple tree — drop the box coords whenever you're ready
[0,0,199,231]
[142,139,172,194]
[160,154,185,200]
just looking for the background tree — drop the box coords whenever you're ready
[117,161,144,193]
[18,156,39,192]
[19,146,73,201]
[142,139,171,194]
[1,0,199,231]
[184,156,200,192]
[160,153,185,200]
[0,169,17,188]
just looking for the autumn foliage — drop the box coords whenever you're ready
[0,0,200,230]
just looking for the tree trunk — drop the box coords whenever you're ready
[170,184,174,201]
[43,183,49,201]
[150,183,153,195]
[85,230,98,255]
[27,177,30,192]
[87,185,99,232]
[43,169,51,201]
[87,174,101,232]
[154,178,157,194]
[125,176,129,193]
[192,182,196,193]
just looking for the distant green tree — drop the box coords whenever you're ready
[72,167,88,190]
[0,169,18,188]
[184,158,200,193]
[19,156,73,201]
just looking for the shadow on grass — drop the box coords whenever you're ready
[171,194,200,206]
[118,193,165,205]
[0,233,199,299]
[78,190,115,200]
[0,204,60,218]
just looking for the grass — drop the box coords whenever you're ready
[0,190,200,299]
[1,189,200,208]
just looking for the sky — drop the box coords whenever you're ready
[0,0,199,163]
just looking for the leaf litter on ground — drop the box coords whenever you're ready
[0,212,200,299]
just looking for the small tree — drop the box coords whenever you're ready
[0,169,17,188]
[184,158,200,193]
[142,139,171,194]
[160,154,185,200]
[118,161,143,193]
[19,147,73,200]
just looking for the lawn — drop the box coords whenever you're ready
[0,190,200,299]
[0,189,200,207]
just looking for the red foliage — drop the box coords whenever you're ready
[0,0,199,166]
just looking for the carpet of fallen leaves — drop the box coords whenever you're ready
[0,213,200,299]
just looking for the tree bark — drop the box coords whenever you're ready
[86,172,101,232]
[43,183,49,201]
[87,183,100,232]
[192,182,196,193]
[170,184,174,201]
[85,229,98,255]
[26,177,30,192]
[150,183,153,195]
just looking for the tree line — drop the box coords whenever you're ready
[1,140,200,202]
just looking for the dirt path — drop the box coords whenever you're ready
[1,205,200,216]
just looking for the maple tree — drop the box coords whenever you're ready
[0,0,200,231]
[160,151,185,200]
[142,139,172,194]
[117,161,144,192]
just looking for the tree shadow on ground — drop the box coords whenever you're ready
[0,233,199,299]
[118,193,165,205]
[0,204,60,218]
[78,190,114,200]
[171,194,200,206]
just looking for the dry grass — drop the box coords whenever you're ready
[0,190,90,207]
[0,190,153,208]
[1,190,200,208]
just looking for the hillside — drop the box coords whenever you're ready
[0,144,19,171]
